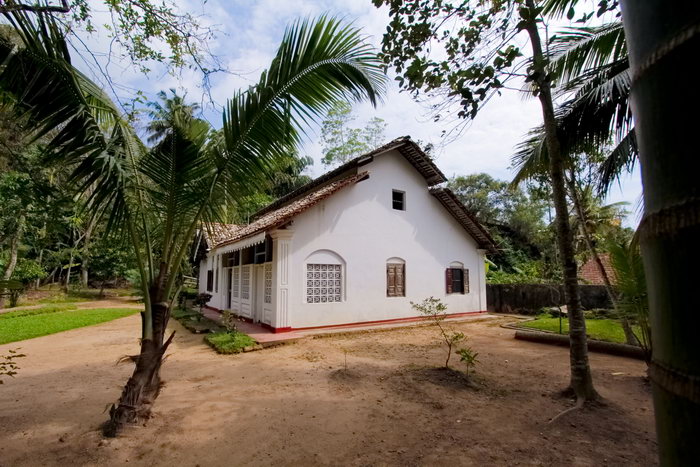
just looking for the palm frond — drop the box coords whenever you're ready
[549,23,627,86]
[598,128,637,195]
[219,15,386,198]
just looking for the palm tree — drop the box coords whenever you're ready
[0,9,385,436]
[618,1,700,463]
[511,14,633,339]
[145,88,202,144]
[512,20,634,195]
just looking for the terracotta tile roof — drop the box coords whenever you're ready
[214,171,369,249]
[201,222,242,247]
[252,136,446,220]
[429,187,498,252]
[579,254,616,285]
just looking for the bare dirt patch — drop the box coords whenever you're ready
[0,315,656,466]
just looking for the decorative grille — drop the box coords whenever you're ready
[306,264,342,303]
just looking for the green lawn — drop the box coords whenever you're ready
[0,307,139,344]
[519,316,638,344]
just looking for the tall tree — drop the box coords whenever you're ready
[618,0,700,462]
[376,0,597,402]
[0,10,385,436]
[320,100,386,167]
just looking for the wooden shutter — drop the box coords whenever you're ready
[445,268,453,294]
[464,269,469,294]
[396,264,405,296]
[387,264,396,297]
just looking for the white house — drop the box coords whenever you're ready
[197,136,496,332]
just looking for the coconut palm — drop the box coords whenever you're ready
[511,20,634,195]
[145,88,202,144]
[0,9,385,436]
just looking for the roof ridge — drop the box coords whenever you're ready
[250,136,444,221]
[214,171,369,249]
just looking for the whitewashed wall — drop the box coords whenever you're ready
[284,149,487,329]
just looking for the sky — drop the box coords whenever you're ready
[69,0,642,226]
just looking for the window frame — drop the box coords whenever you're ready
[386,262,406,297]
[446,267,470,295]
[392,189,406,211]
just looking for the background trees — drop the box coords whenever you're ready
[321,100,387,167]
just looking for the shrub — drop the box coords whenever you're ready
[205,332,256,354]
[456,344,479,378]
[194,293,212,312]
[411,297,465,368]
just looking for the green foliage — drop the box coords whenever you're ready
[487,259,555,284]
[9,258,46,285]
[456,345,479,377]
[63,0,220,77]
[608,238,650,361]
[375,0,522,121]
[194,293,212,311]
[411,297,465,368]
[0,307,139,345]
[321,100,386,167]
[205,331,257,355]
[1,349,25,384]
[87,237,134,285]
[220,309,239,334]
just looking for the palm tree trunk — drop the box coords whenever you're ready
[523,0,597,401]
[0,212,25,308]
[103,265,173,437]
[565,171,638,346]
[620,1,700,462]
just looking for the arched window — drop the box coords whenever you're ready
[386,257,406,297]
[305,250,345,304]
[446,261,469,294]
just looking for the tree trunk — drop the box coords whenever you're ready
[103,266,174,437]
[565,172,638,346]
[620,1,700,462]
[523,0,597,401]
[80,216,96,288]
[35,248,43,290]
[0,212,25,308]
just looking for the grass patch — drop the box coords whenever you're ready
[205,331,257,354]
[0,304,78,319]
[519,315,638,344]
[0,308,139,345]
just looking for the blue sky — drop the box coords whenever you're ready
[70,0,642,226]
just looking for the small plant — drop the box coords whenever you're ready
[221,309,238,334]
[411,296,465,368]
[194,293,212,313]
[456,344,479,378]
[1,349,26,384]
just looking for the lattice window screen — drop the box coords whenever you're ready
[306,264,342,303]
[264,263,272,304]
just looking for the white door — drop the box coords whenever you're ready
[254,265,265,323]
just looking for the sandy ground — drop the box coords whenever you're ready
[0,315,656,466]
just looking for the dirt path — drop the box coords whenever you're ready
[0,315,656,466]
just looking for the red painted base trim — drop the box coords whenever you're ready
[203,306,487,334]
[278,310,487,333]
